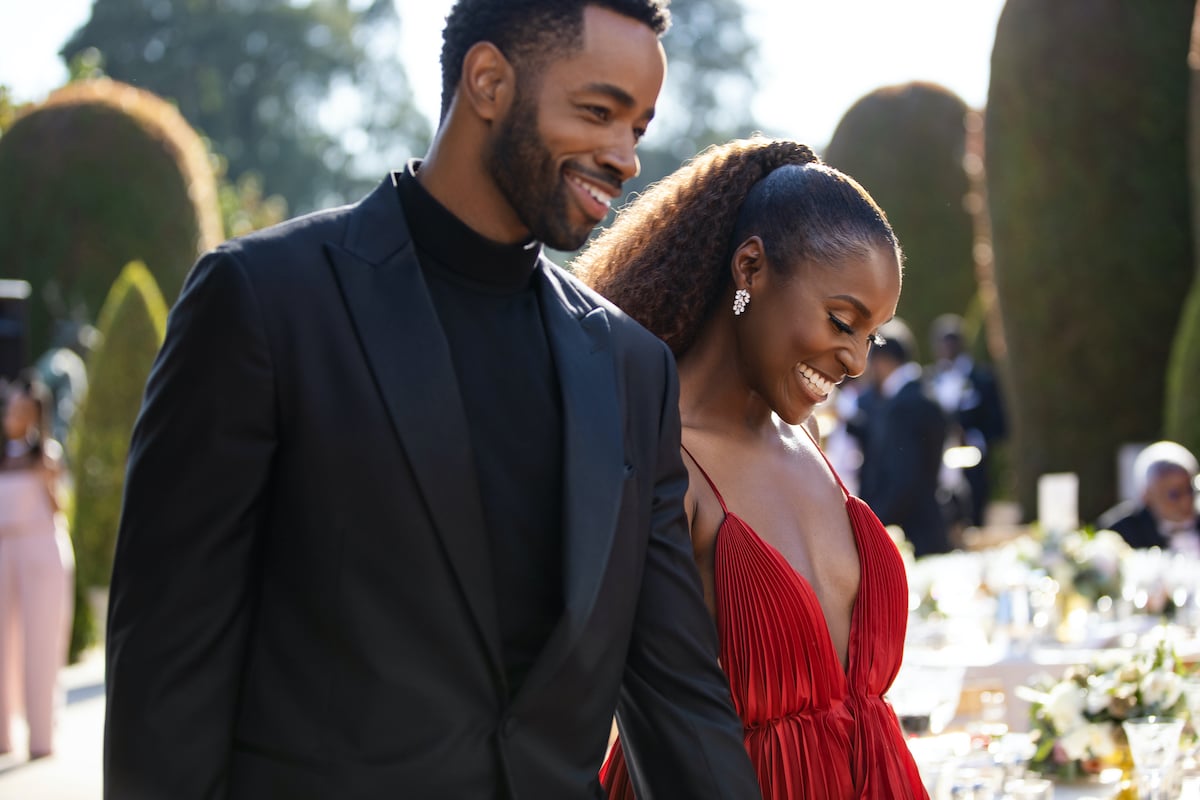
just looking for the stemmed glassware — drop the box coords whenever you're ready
[1181,678,1200,794]
[1002,776,1053,799]
[886,660,965,737]
[1122,715,1185,800]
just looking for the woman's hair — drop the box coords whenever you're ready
[2,376,51,464]
[574,136,901,357]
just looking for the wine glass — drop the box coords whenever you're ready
[1122,715,1185,800]
[989,732,1036,788]
[1181,679,1200,794]
[1003,776,1053,799]
[1182,677,1200,748]
[887,660,966,737]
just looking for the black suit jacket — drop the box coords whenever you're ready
[956,362,1006,447]
[858,377,950,557]
[1095,502,1200,551]
[104,177,757,799]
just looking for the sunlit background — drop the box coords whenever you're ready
[1,2,1200,797]
[0,0,1006,154]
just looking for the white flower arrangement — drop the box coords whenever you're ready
[1018,634,1188,780]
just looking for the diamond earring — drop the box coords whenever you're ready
[733,288,750,316]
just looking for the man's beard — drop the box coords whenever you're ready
[487,92,596,252]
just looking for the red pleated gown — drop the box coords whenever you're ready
[600,451,929,799]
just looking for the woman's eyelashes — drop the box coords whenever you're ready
[829,314,885,347]
[829,314,854,336]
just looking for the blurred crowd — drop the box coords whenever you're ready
[822,312,1008,556]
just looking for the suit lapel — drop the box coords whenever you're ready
[323,177,503,674]
[520,266,626,696]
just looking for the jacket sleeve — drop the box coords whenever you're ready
[105,248,277,800]
[614,343,760,799]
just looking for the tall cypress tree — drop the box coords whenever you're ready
[1164,2,1200,456]
[824,82,978,355]
[986,0,1194,521]
[68,261,167,656]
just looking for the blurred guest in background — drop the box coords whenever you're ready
[857,318,951,557]
[1095,440,1199,555]
[819,379,867,497]
[0,377,73,759]
[927,313,1007,529]
[32,321,95,456]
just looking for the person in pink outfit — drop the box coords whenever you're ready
[0,378,74,759]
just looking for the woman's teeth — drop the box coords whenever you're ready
[798,364,833,395]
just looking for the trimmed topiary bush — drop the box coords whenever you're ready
[68,261,166,653]
[1164,2,1200,456]
[823,82,977,355]
[0,78,221,360]
[986,0,1194,522]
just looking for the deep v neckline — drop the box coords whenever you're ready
[684,441,864,680]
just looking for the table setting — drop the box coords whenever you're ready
[892,515,1200,799]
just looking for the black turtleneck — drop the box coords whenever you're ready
[395,165,564,698]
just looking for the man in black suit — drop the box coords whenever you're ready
[103,2,759,798]
[857,318,951,557]
[1096,440,1200,555]
[928,313,1007,529]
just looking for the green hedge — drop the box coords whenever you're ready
[1164,6,1200,456]
[68,261,166,656]
[823,81,977,356]
[986,0,1194,521]
[0,78,220,359]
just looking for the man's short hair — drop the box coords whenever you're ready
[439,0,671,121]
[872,317,917,365]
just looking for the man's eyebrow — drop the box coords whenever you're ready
[580,82,656,120]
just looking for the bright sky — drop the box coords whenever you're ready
[0,0,1006,151]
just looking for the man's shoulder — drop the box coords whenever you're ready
[1096,501,1150,535]
[897,373,941,405]
[214,174,400,264]
[217,201,357,262]
[540,260,669,353]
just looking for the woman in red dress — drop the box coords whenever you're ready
[575,137,928,799]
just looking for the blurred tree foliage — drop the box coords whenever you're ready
[216,160,289,239]
[0,85,22,134]
[624,0,759,194]
[823,82,977,356]
[987,0,1194,522]
[61,0,431,214]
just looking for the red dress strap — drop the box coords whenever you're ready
[799,422,850,498]
[680,444,729,515]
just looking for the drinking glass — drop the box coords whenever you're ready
[887,660,966,736]
[946,759,1003,799]
[1183,678,1200,764]
[1003,776,1053,799]
[1122,715,1185,800]
[989,732,1035,787]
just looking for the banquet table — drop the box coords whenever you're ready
[899,622,1200,799]
[908,732,1126,799]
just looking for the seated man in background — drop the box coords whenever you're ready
[1095,440,1199,556]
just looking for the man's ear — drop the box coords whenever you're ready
[731,235,767,291]
[459,41,516,123]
